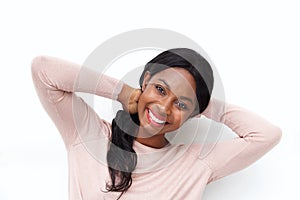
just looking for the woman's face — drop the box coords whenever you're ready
[137,67,197,136]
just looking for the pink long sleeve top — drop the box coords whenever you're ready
[31,56,282,200]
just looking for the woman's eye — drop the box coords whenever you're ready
[155,85,166,95]
[177,101,188,110]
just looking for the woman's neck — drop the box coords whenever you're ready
[135,130,170,149]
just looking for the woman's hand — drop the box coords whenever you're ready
[117,84,141,114]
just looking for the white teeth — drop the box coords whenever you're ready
[149,109,166,124]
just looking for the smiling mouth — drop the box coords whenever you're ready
[146,108,168,126]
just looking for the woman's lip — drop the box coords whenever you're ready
[148,108,166,121]
[146,108,168,127]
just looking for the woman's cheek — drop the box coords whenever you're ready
[174,111,188,125]
[142,90,160,103]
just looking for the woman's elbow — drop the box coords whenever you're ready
[267,125,282,146]
[31,56,47,73]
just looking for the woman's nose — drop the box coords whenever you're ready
[158,98,173,116]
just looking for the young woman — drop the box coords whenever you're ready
[31,48,282,200]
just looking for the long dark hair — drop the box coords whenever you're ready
[105,48,214,199]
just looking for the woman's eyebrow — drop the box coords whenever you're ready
[158,78,194,105]
[179,96,194,105]
[158,78,170,89]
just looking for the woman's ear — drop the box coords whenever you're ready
[141,71,151,91]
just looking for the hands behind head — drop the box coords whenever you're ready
[126,88,141,114]
[118,84,141,114]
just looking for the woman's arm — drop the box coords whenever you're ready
[31,56,124,148]
[200,98,282,183]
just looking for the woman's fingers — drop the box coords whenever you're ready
[128,89,141,114]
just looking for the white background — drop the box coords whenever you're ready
[0,0,299,199]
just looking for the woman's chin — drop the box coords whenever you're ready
[138,122,164,136]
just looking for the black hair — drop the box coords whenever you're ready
[105,48,214,199]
